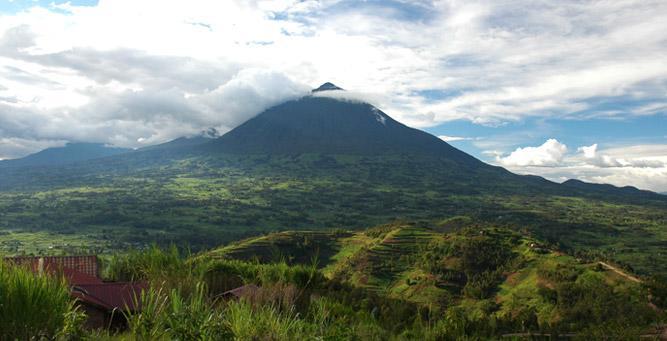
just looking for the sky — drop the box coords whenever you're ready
[0,0,666,192]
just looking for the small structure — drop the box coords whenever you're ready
[219,284,260,300]
[7,255,100,278]
[4,255,146,330]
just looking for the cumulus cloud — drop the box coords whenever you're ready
[0,22,310,155]
[495,141,667,191]
[577,143,665,168]
[578,144,598,159]
[498,139,567,167]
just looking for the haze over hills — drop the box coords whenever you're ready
[0,143,131,168]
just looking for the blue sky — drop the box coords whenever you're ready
[0,0,666,191]
[0,0,97,13]
[429,115,667,160]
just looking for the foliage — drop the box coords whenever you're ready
[123,283,229,340]
[645,275,667,309]
[2,151,666,279]
[106,244,205,296]
[0,261,84,340]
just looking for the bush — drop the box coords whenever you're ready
[224,299,308,339]
[124,282,230,340]
[0,261,84,340]
[106,244,206,296]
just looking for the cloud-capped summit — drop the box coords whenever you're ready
[312,82,344,93]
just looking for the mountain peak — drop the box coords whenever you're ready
[209,95,478,165]
[312,82,343,92]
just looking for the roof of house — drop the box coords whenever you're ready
[5,255,99,278]
[73,282,148,312]
[61,266,104,285]
[4,255,146,312]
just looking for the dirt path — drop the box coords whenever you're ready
[598,261,665,315]
[598,261,642,283]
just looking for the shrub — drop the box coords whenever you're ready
[224,299,308,339]
[106,244,206,296]
[123,282,229,340]
[0,261,84,340]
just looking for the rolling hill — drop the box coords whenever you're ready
[200,222,662,335]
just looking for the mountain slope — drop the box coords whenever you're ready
[208,92,479,167]
[0,143,131,168]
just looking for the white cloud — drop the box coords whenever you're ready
[438,135,470,142]
[497,141,667,192]
[0,0,666,158]
[578,144,598,159]
[576,143,665,168]
[497,139,567,167]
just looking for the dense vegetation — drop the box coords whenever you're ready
[3,224,664,339]
[1,153,666,278]
[0,261,85,340]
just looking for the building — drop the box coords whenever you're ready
[4,255,146,330]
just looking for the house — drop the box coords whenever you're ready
[4,255,147,330]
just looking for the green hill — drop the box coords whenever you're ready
[202,223,663,334]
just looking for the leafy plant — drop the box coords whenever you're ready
[0,261,83,340]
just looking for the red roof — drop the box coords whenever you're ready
[4,255,147,312]
[73,282,148,311]
[61,266,104,285]
[5,255,99,278]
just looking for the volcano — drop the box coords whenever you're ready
[209,83,479,166]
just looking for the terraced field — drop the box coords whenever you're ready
[206,230,351,266]
[353,226,438,291]
[206,222,656,321]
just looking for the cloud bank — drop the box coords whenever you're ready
[495,139,667,192]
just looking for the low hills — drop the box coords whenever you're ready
[0,142,130,168]
[202,222,661,332]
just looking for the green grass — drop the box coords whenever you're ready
[0,261,85,340]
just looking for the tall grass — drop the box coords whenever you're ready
[0,261,84,340]
[123,282,229,340]
[106,244,206,296]
[224,300,307,340]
